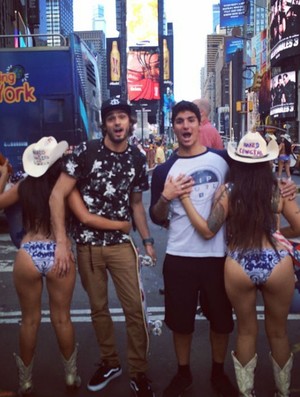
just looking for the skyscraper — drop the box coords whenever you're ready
[93,4,106,33]
[38,0,73,46]
[212,3,220,33]
[75,29,109,101]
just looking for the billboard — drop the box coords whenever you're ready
[220,0,250,28]
[126,0,159,48]
[251,29,267,73]
[258,70,271,116]
[270,71,296,118]
[163,36,174,84]
[127,49,160,101]
[107,38,121,87]
[225,37,244,62]
[27,0,40,26]
[270,0,300,65]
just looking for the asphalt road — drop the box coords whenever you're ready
[1,186,300,397]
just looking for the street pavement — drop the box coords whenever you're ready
[1,188,300,396]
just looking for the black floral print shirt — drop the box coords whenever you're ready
[63,139,149,246]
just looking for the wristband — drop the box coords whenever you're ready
[143,237,154,246]
[161,193,170,203]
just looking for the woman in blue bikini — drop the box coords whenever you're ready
[0,137,130,395]
[177,132,300,397]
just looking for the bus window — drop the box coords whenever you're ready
[44,98,64,123]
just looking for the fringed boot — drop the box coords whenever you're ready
[232,351,257,397]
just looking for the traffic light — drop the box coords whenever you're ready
[253,72,263,91]
[236,101,242,112]
[236,100,253,113]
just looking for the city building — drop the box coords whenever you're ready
[0,0,31,47]
[113,0,173,136]
[75,30,109,102]
[203,34,225,125]
[38,0,73,46]
[92,3,106,32]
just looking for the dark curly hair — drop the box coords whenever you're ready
[171,100,201,125]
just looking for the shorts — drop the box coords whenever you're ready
[278,154,290,162]
[163,254,234,334]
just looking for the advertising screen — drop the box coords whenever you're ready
[251,29,267,73]
[127,49,160,101]
[270,0,300,65]
[225,37,244,62]
[27,0,40,26]
[163,36,174,84]
[107,38,121,87]
[220,0,250,28]
[126,0,158,48]
[270,70,296,118]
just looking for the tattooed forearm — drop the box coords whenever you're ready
[207,203,226,234]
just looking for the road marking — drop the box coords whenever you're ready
[0,308,165,324]
[0,261,14,272]
[1,307,300,324]
[0,235,17,272]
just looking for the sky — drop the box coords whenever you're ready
[73,0,216,101]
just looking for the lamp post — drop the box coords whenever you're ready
[241,0,250,136]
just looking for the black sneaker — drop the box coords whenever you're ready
[130,373,155,397]
[87,362,122,392]
[211,372,238,397]
[163,373,193,397]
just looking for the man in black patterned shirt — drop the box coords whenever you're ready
[49,97,156,397]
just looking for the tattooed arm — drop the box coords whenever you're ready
[180,185,229,239]
[280,193,300,239]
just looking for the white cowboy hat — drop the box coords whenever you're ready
[280,133,292,143]
[22,136,68,177]
[227,131,279,163]
[265,133,277,141]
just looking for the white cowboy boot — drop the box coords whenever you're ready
[270,353,293,397]
[14,353,34,395]
[232,351,257,397]
[61,343,81,388]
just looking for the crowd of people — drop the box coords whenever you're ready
[0,96,299,397]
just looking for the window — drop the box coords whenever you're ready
[44,98,64,123]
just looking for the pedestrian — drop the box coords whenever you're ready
[179,131,299,396]
[278,133,292,180]
[49,96,157,397]
[265,133,277,173]
[165,143,174,160]
[6,137,81,395]
[193,98,224,149]
[149,100,237,397]
[0,154,12,194]
[0,155,25,248]
[155,140,166,164]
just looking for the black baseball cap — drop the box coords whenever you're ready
[101,97,131,121]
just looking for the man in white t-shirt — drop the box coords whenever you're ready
[150,100,237,397]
